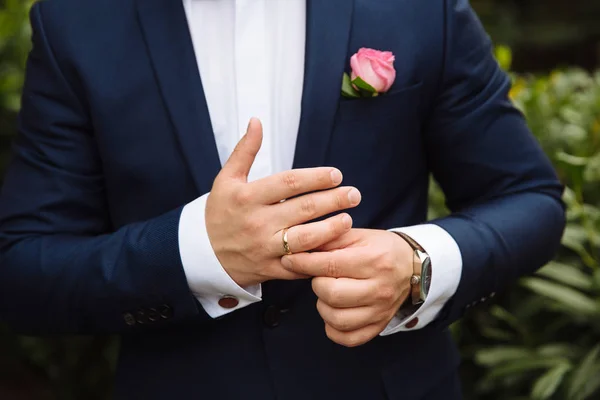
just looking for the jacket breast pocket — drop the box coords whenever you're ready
[326,82,425,211]
[328,81,423,162]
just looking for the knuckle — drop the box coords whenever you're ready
[242,217,262,234]
[335,192,344,209]
[377,286,397,303]
[300,197,317,217]
[376,253,395,272]
[234,187,253,205]
[282,172,300,191]
[326,257,340,278]
[297,231,313,248]
[332,314,350,331]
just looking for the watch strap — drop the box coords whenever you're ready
[394,231,426,305]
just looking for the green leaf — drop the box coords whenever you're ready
[556,151,589,167]
[567,345,600,399]
[583,153,600,182]
[486,357,570,380]
[531,364,572,400]
[577,364,600,399]
[475,347,534,367]
[479,326,516,341]
[341,72,360,98]
[537,262,593,291]
[489,305,524,334]
[495,45,513,71]
[351,76,377,95]
[521,278,600,316]
[537,344,581,360]
[560,225,594,263]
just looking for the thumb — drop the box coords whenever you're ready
[221,118,263,181]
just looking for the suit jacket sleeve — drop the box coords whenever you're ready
[0,3,205,334]
[426,0,566,327]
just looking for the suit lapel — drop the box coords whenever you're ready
[137,0,221,195]
[293,0,355,169]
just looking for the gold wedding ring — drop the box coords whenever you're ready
[282,228,293,255]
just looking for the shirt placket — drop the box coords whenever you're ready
[234,0,272,182]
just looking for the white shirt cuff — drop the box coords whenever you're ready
[379,224,462,335]
[178,193,262,318]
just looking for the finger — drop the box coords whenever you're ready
[263,259,312,281]
[220,118,263,181]
[311,277,378,308]
[248,167,343,204]
[281,248,373,279]
[272,213,352,256]
[315,229,364,252]
[273,186,361,227]
[324,322,383,348]
[317,299,382,332]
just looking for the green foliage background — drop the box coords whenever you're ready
[1,1,599,399]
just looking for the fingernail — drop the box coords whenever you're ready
[342,214,352,229]
[348,188,361,205]
[330,169,343,185]
[281,257,292,269]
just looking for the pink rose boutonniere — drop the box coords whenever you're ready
[341,48,396,98]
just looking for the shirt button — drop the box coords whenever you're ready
[218,296,240,309]
[405,318,419,329]
[123,312,136,326]
[263,305,280,328]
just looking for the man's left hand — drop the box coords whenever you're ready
[281,229,413,347]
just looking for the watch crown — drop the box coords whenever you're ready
[410,275,421,286]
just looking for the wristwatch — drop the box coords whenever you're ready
[394,232,432,306]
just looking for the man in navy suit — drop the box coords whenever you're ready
[0,0,564,398]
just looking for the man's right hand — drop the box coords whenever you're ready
[205,118,362,288]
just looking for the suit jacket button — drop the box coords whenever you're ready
[159,304,173,319]
[263,305,280,328]
[147,308,159,322]
[123,312,136,326]
[136,310,148,324]
[218,296,239,309]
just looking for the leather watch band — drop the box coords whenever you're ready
[394,231,427,305]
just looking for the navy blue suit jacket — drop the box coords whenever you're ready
[0,0,565,398]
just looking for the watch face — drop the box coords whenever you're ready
[420,257,432,299]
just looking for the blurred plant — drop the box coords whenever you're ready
[0,0,33,177]
[0,0,31,111]
[432,46,600,400]
[1,0,599,397]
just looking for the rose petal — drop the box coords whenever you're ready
[350,53,363,79]
[371,58,396,92]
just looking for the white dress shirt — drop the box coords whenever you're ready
[179,0,462,334]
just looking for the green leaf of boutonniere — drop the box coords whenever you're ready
[341,73,360,98]
[351,76,378,97]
